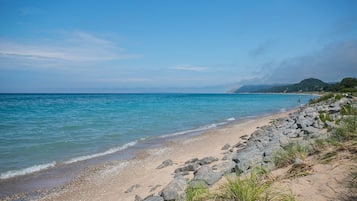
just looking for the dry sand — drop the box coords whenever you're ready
[39,111,293,201]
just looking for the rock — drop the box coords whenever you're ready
[185,158,199,164]
[174,163,200,173]
[197,156,219,165]
[174,171,190,178]
[233,142,245,148]
[221,143,231,150]
[142,195,164,201]
[150,184,162,192]
[135,195,142,201]
[188,180,209,188]
[212,161,237,175]
[240,134,249,140]
[160,176,186,201]
[294,157,304,165]
[156,159,173,169]
[192,165,223,186]
[125,184,141,193]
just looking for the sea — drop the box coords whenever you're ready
[0,93,315,181]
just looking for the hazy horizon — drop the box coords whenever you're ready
[1,0,357,93]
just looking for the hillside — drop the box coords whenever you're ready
[234,77,357,93]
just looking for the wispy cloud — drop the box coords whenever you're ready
[172,64,207,72]
[0,31,138,68]
[249,40,275,57]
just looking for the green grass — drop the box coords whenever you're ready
[341,105,357,115]
[273,143,312,168]
[215,167,296,201]
[331,116,357,142]
[309,93,334,104]
[186,182,210,201]
[319,111,332,122]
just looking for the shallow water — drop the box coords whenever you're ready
[0,93,314,179]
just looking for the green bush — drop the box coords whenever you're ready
[309,93,334,104]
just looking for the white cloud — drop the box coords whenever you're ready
[0,31,138,67]
[172,64,207,72]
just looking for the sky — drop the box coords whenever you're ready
[0,0,357,93]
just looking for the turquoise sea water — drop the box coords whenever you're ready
[0,93,314,179]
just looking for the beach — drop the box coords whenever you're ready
[33,111,293,201]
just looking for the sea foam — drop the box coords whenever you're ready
[0,162,56,180]
[64,140,138,164]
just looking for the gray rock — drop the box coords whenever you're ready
[125,184,141,193]
[197,156,218,165]
[193,165,223,186]
[174,163,200,173]
[156,159,173,169]
[150,184,162,192]
[160,176,186,201]
[185,158,199,164]
[142,195,164,201]
[221,143,231,150]
[188,180,209,188]
[135,195,142,201]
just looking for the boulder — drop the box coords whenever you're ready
[221,143,231,150]
[174,163,200,173]
[160,176,186,201]
[197,156,219,165]
[157,159,173,169]
[185,158,199,164]
[125,184,141,193]
[192,165,223,186]
[143,195,164,201]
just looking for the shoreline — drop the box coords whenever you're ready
[8,109,296,201]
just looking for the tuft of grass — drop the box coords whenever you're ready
[218,169,270,201]
[331,116,357,142]
[216,167,296,201]
[273,143,312,168]
[309,93,334,104]
[319,111,332,122]
[186,182,210,201]
[341,105,357,116]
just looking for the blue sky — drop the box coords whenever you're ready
[0,0,356,92]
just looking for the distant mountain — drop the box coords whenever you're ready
[260,78,330,93]
[233,78,343,93]
[233,84,283,93]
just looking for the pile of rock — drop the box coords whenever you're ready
[140,97,355,201]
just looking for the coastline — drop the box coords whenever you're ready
[25,109,296,201]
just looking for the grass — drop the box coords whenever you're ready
[309,93,334,104]
[215,167,295,201]
[319,111,332,123]
[341,105,357,115]
[186,182,210,201]
[273,143,312,168]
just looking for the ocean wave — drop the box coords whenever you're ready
[226,117,236,121]
[0,162,56,179]
[159,122,230,139]
[63,140,138,164]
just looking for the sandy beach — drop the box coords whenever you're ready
[36,111,293,201]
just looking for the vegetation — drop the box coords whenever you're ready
[216,167,295,201]
[273,143,312,168]
[186,182,210,201]
[234,77,357,94]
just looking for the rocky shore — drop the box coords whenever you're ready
[140,96,355,201]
